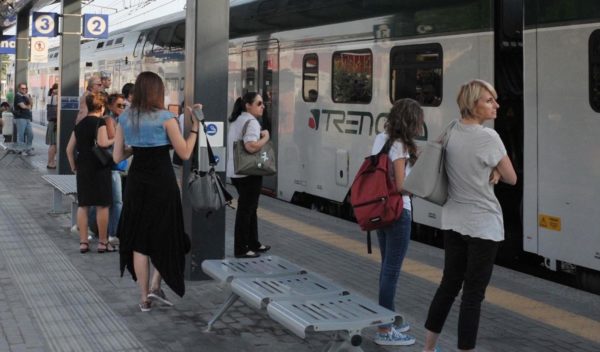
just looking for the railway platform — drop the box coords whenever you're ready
[0,123,598,351]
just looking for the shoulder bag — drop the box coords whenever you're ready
[91,118,113,167]
[46,95,57,122]
[188,121,233,212]
[403,119,457,205]
[233,119,277,176]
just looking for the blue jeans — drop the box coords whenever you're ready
[14,118,33,150]
[108,171,123,237]
[377,209,411,327]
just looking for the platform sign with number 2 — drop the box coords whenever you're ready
[82,14,109,39]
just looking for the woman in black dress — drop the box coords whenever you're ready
[112,72,200,312]
[66,92,116,253]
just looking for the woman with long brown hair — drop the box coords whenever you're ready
[371,98,423,346]
[113,71,200,312]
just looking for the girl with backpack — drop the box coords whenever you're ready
[371,98,423,346]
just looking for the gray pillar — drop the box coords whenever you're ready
[57,0,81,175]
[14,9,29,92]
[183,0,230,280]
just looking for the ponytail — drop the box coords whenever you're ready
[228,92,260,122]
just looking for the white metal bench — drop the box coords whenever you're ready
[41,174,78,226]
[202,256,402,351]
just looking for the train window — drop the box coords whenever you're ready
[590,30,600,113]
[153,27,172,53]
[302,54,319,102]
[390,44,443,107]
[106,39,114,46]
[332,49,372,104]
[171,23,185,50]
[115,37,123,45]
[96,42,104,49]
[142,30,155,57]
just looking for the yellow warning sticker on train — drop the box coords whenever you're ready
[539,214,561,231]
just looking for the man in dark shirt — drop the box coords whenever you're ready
[13,82,34,155]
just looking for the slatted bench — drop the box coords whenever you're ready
[41,174,78,226]
[202,255,402,352]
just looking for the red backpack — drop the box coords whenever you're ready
[350,140,403,252]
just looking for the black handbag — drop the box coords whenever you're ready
[46,104,57,122]
[92,119,113,167]
[187,121,233,212]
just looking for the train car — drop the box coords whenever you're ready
[27,0,600,293]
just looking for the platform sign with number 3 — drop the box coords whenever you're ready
[32,12,59,37]
[82,14,109,39]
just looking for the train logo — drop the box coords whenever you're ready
[206,123,217,136]
[308,109,320,130]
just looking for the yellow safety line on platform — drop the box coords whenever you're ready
[257,207,600,344]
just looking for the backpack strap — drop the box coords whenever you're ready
[366,230,372,254]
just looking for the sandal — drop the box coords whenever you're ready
[97,241,117,253]
[80,242,90,253]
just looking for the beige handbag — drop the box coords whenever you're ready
[233,120,277,176]
[403,120,457,205]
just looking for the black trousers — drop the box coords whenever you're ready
[424,230,499,350]
[231,175,263,255]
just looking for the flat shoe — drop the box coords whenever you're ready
[46,165,56,169]
[97,241,117,253]
[234,250,260,258]
[80,242,90,253]
[254,245,271,253]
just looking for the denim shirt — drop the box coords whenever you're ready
[119,109,174,147]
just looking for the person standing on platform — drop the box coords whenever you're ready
[100,71,112,94]
[77,76,103,124]
[46,83,59,169]
[66,92,116,254]
[370,99,423,347]
[423,79,517,352]
[1,102,13,144]
[121,83,134,108]
[112,71,199,312]
[13,82,34,155]
[105,93,127,245]
[226,92,271,258]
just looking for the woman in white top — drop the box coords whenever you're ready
[226,92,271,258]
[423,80,517,352]
[371,98,423,347]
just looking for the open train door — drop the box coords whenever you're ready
[241,40,280,195]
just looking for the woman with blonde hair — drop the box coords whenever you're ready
[423,79,517,352]
[66,92,115,253]
[113,71,200,312]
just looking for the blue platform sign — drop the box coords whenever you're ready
[82,14,109,39]
[61,96,80,111]
[0,35,16,54]
[32,12,59,37]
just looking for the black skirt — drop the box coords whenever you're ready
[118,145,190,297]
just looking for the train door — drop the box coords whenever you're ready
[241,40,279,194]
[523,2,600,289]
[493,0,524,261]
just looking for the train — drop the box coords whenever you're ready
[22,0,600,294]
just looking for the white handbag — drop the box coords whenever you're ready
[403,120,457,205]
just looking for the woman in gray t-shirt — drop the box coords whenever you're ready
[423,79,517,352]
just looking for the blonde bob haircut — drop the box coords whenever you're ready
[456,79,497,118]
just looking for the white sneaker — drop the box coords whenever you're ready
[373,327,416,346]
[108,236,119,245]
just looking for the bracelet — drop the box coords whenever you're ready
[190,130,198,134]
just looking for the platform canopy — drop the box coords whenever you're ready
[0,0,58,32]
